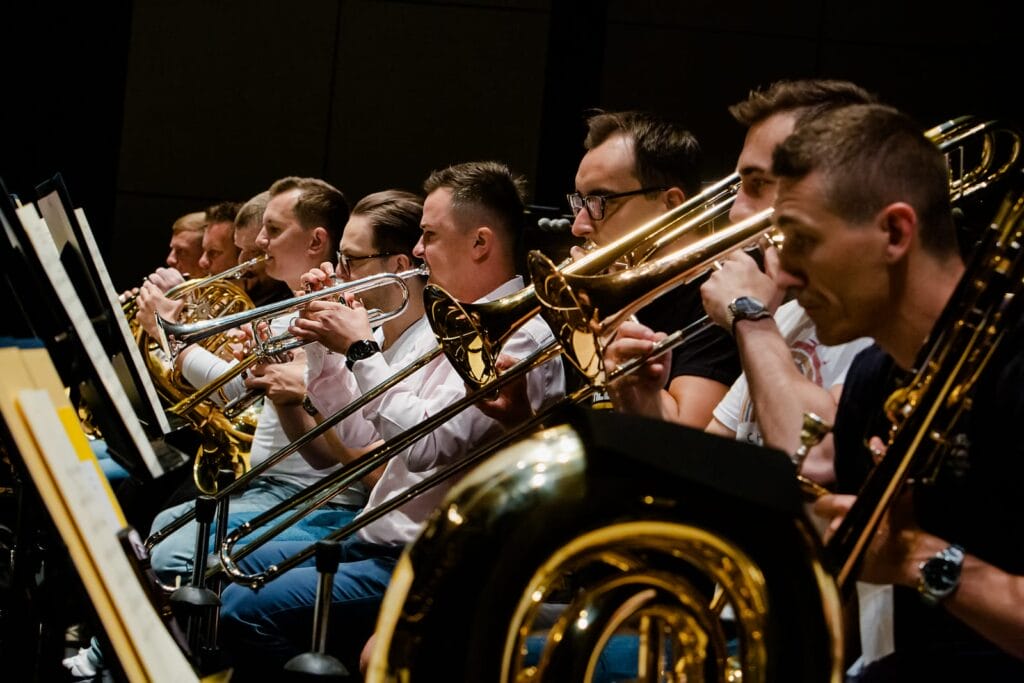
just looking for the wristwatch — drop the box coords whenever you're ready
[345,339,381,371]
[301,394,319,417]
[917,544,965,606]
[726,296,772,333]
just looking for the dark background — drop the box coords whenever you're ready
[2,0,1020,331]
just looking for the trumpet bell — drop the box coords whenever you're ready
[368,409,843,682]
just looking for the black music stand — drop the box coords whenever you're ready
[0,176,181,481]
[34,173,181,443]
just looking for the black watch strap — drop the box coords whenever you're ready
[301,394,319,417]
[345,339,381,371]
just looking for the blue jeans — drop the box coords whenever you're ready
[89,439,131,486]
[147,476,360,583]
[219,537,401,677]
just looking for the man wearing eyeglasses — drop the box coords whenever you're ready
[218,162,565,676]
[567,110,742,428]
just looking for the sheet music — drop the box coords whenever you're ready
[33,190,173,435]
[15,203,163,478]
[75,207,173,433]
[16,389,197,681]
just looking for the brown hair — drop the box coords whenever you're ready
[583,110,702,198]
[205,201,243,226]
[423,161,527,241]
[268,176,350,252]
[351,190,424,264]
[773,104,957,256]
[729,79,877,129]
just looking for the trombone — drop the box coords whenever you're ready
[205,210,776,588]
[143,175,741,550]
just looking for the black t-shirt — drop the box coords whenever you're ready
[834,319,1024,679]
[570,275,742,408]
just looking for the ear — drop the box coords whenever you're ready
[307,226,330,257]
[880,202,915,263]
[471,226,493,260]
[664,186,686,210]
[393,252,412,272]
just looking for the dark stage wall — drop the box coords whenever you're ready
[1,0,1020,304]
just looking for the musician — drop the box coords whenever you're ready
[607,80,876,483]
[197,200,242,275]
[776,104,1024,680]
[592,80,881,680]
[146,176,365,584]
[569,110,741,426]
[258,189,427,489]
[165,209,207,278]
[218,161,565,676]
[233,191,292,306]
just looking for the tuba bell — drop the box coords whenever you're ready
[368,408,843,682]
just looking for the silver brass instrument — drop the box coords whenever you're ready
[157,265,426,355]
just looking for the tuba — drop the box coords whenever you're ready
[367,118,1023,682]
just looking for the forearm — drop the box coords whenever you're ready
[888,531,1024,660]
[275,402,342,470]
[661,375,730,429]
[736,318,838,453]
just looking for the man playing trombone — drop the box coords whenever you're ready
[782,105,1024,681]
[217,161,566,677]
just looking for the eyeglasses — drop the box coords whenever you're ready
[566,187,668,221]
[336,251,398,273]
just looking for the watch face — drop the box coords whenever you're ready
[732,296,768,318]
[922,557,960,591]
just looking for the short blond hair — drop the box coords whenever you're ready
[171,210,207,235]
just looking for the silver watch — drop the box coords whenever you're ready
[726,296,771,333]
[917,544,965,606]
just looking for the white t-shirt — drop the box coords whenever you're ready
[712,300,873,445]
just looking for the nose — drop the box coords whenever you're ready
[773,255,806,291]
[412,237,425,259]
[199,252,210,271]
[255,227,269,250]
[570,208,592,238]
[166,249,177,267]
[729,192,755,224]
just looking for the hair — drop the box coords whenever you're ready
[729,79,878,130]
[351,190,424,264]
[268,176,350,252]
[422,161,527,243]
[772,104,957,256]
[582,110,702,198]
[171,210,206,234]
[205,201,243,226]
[235,191,270,229]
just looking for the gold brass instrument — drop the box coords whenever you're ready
[425,172,740,388]
[202,205,785,588]
[130,261,261,494]
[531,207,776,383]
[826,184,1024,594]
[366,116,1023,682]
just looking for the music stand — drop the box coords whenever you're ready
[34,173,175,437]
[0,176,182,480]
